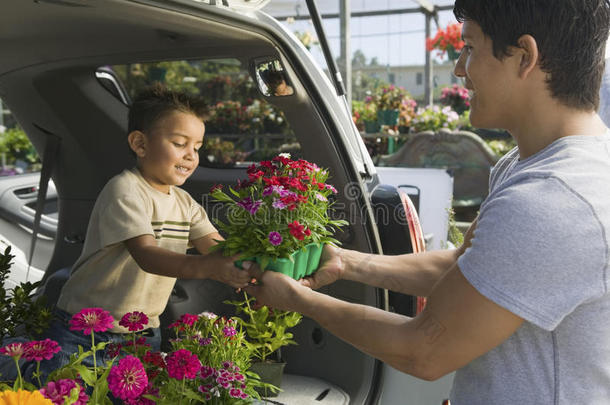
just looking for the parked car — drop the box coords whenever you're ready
[0,1,453,403]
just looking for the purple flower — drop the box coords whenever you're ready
[237,197,263,215]
[199,337,212,346]
[268,231,283,246]
[315,193,327,202]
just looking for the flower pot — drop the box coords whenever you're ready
[364,119,380,133]
[377,109,399,126]
[235,243,324,280]
[250,361,286,398]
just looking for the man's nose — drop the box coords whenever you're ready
[453,52,466,78]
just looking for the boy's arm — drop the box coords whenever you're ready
[124,234,251,288]
[190,231,223,255]
[303,219,477,297]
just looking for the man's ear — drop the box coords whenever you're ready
[128,130,147,157]
[516,34,539,79]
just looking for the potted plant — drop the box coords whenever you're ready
[210,154,347,279]
[440,84,471,114]
[373,85,410,126]
[361,100,379,133]
[226,293,302,397]
[398,98,418,134]
[426,22,465,61]
[411,105,461,133]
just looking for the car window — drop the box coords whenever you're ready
[0,99,40,177]
[109,59,300,168]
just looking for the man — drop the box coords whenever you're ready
[247,1,610,403]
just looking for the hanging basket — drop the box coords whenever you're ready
[447,46,461,61]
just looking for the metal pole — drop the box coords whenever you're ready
[340,0,352,106]
[424,12,433,106]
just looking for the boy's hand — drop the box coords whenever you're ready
[299,244,345,290]
[203,252,253,289]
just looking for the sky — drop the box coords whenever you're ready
[262,0,459,68]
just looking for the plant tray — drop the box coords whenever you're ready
[236,242,324,280]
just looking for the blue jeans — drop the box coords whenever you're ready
[0,308,161,386]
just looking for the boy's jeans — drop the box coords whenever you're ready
[0,308,161,385]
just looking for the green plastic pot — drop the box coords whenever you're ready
[234,243,324,280]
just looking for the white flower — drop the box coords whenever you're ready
[278,153,291,159]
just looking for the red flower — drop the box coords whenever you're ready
[119,311,149,332]
[288,221,305,240]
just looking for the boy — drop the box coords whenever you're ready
[22,85,252,379]
[246,1,610,403]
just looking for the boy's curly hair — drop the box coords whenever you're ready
[128,84,209,134]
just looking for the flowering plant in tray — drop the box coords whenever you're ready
[210,154,347,275]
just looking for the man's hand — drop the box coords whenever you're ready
[245,269,309,313]
[300,244,345,289]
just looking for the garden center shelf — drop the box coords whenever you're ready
[254,374,350,405]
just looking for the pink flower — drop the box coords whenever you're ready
[166,349,201,380]
[70,308,114,335]
[23,339,61,361]
[229,388,242,398]
[41,379,88,405]
[0,342,27,359]
[268,231,282,246]
[119,312,149,332]
[200,365,215,379]
[126,383,158,405]
[107,355,148,400]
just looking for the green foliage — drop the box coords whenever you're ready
[0,246,52,344]
[0,127,39,165]
[411,105,467,133]
[447,207,464,247]
[485,137,516,158]
[227,293,302,362]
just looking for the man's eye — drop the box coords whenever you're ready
[173,142,186,147]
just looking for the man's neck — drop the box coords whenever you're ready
[507,97,607,159]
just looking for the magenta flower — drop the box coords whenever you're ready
[268,231,282,246]
[168,313,199,329]
[41,379,88,405]
[119,311,149,332]
[107,355,148,400]
[200,365,215,379]
[166,349,201,380]
[199,337,212,346]
[70,308,114,335]
[223,326,237,338]
[0,342,27,359]
[23,339,61,362]
[125,383,158,405]
[325,184,337,193]
[229,388,243,398]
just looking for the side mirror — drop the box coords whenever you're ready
[253,59,294,97]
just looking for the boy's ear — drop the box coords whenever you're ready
[128,130,147,157]
[516,34,539,79]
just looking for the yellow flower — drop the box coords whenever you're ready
[0,390,53,405]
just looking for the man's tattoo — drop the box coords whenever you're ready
[416,312,446,344]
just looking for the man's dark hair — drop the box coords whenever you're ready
[454,0,610,111]
[128,84,209,134]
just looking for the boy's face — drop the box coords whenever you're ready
[453,20,519,129]
[135,111,204,193]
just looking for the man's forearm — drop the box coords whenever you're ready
[340,248,459,297]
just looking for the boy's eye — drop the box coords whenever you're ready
[173,142,186,147]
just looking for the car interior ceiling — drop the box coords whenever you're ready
[0,1,382,401]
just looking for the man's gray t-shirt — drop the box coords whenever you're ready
[451,133,610,404]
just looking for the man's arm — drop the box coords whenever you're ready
[246,258,522,380]
[124,232,252,288]
[305,219,477,297]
